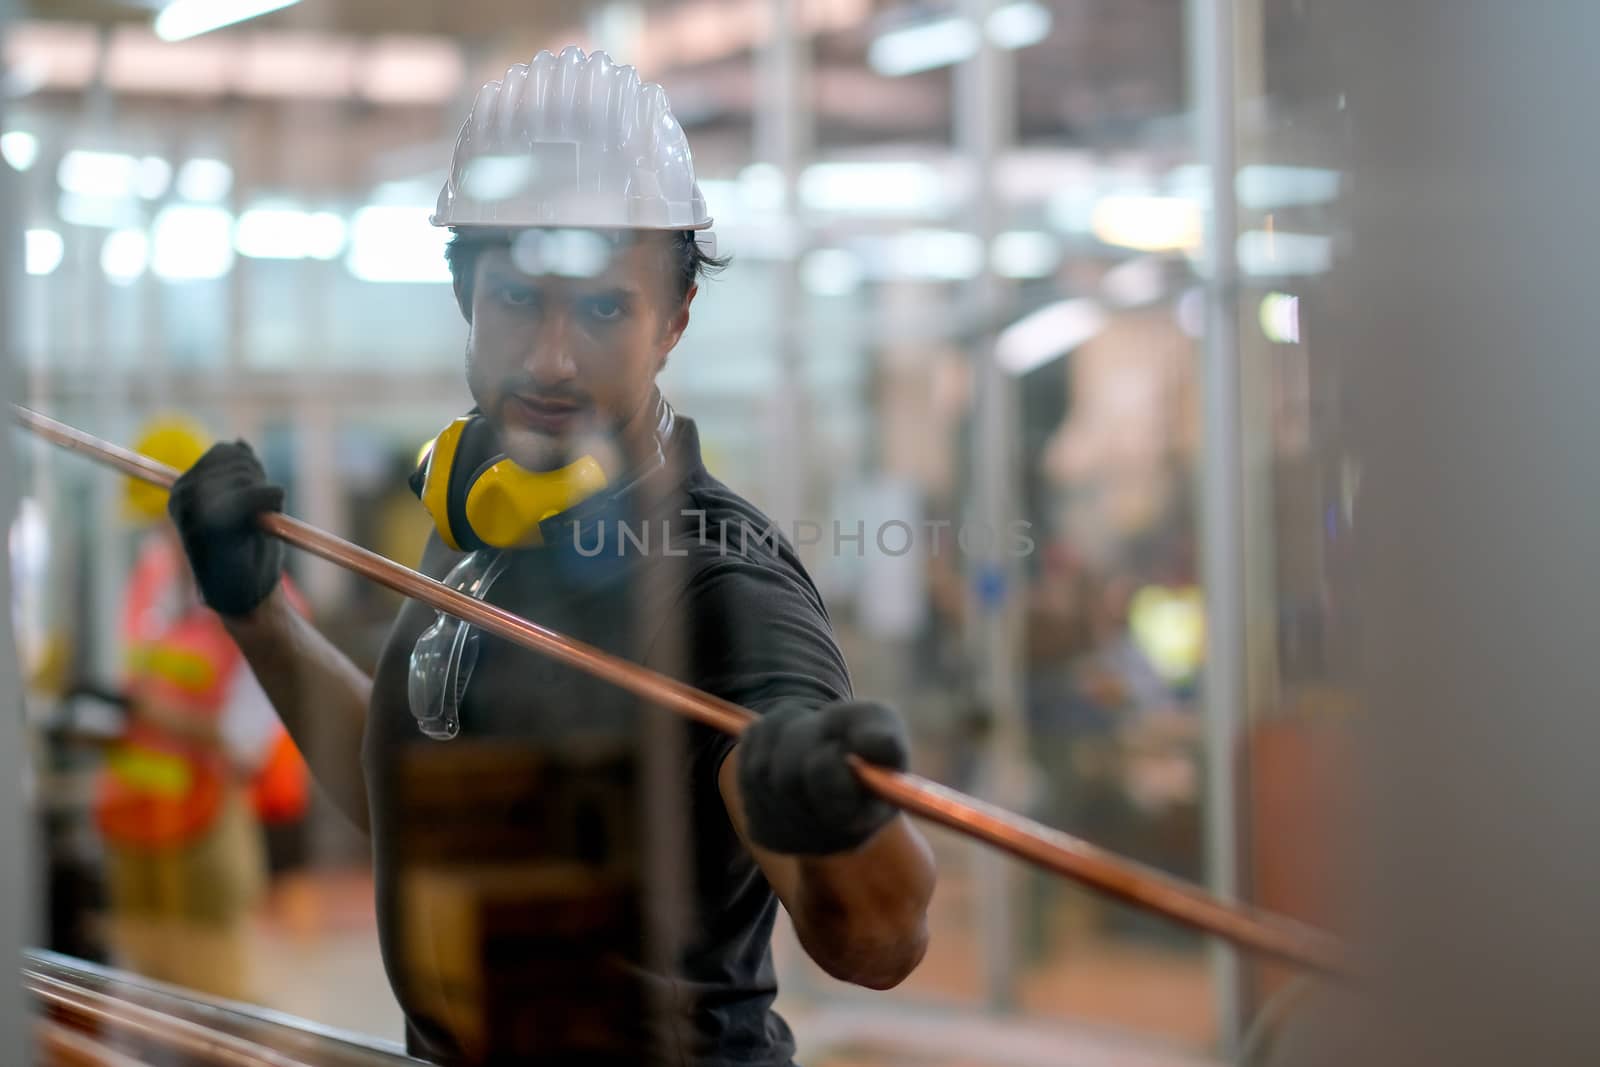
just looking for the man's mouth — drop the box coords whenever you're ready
[504,394,585,435]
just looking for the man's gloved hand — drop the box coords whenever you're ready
[736,699,909,856]
[166,441,285,618]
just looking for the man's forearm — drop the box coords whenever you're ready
[720,749,935,988]
[222,585,372,832]
[787,817,935,989]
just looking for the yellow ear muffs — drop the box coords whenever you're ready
[418,417,472,551]
[415,414,611,551]
[461,454,609,550]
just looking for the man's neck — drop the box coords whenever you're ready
[610,390,671,482]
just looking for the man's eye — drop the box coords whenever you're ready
[583,296,624,322]
[496,284,538,308]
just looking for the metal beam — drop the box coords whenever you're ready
[1190,0,1245,1055]
[1,0,39,1057]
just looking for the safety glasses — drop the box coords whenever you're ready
[407,550,511,741]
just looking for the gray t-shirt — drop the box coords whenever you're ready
[363,418,851,1066]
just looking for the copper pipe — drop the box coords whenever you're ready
[11,403,1349,978]
[36,1019,149,1067]
[25,968,310,1067]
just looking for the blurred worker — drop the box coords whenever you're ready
[95,417,309,1000]
[165,48,934,1066]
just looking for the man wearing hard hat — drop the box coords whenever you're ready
[167,48,934,1065]
[98,417,309,1000]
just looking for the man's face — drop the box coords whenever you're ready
[463,231,694,471]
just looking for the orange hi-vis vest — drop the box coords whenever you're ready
[96,538,309,849]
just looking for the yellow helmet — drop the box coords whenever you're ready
[123,415,212,524]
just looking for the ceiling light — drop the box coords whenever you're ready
[1236,165,1341,211]
[1090,195,1204,252]
[868,17,978,77]
[151,204,235,280]
[58,150,140,198]
[101,229,151,284]
[58,192,141,229]
[235,207,347,260]
[25,229,64,276]
[177,158,233,203]
[346,206,451,284]
[800,161,948,216]
[986,2,1052,49]
[136,157,173,199]
[154,0,302,43]
[2,131,39,172]
[1237,231,1333,276]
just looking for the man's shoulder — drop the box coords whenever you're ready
[671,474,818,597]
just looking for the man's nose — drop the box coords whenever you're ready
[523,311,578,384]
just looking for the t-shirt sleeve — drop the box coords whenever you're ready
[676,556,853,769]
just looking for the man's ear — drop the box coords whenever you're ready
[656,284,698,370]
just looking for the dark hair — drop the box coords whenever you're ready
[445,230,728,320]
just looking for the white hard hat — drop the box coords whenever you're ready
[433,46,714,248]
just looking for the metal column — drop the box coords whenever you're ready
[758,0,811,534]
[956,0,1024,1012]
[1190,0,1245,1055]
[1,0,39,1056]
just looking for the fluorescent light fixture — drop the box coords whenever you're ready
[869,2,1051,77]
[58,192,141,229]
[996,299,1107,376]
[235,207,347,260]
[986,1,1052,49]
[801,248,864,296]
[992,230,1059,279]
[1259,291,1301,343]
[136,156,173,199]
[868,17,978,77]
[800,161,946,216]
[176,158,233,203]
[154,0,302,43]
[346,205,451,284]
[25,229,64,276]
[1236,165,1341,211]
[101,228,151,283]
[1090,195,1204,252]
[151,204,235,280]
[2,131,39,172]
[1237,230,1333,277]
[58,150,140,198]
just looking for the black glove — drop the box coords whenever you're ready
[737,699,909,856]
[166,441,285,618]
